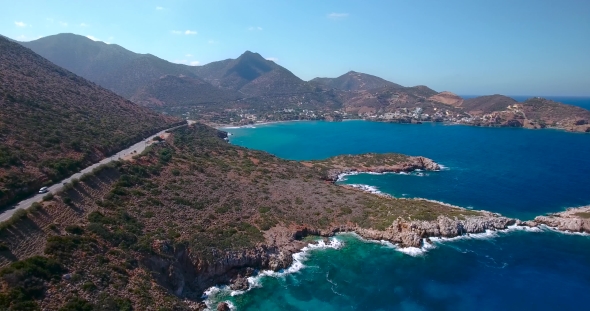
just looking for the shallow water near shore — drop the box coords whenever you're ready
[221,108,590,310]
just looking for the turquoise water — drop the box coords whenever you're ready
[216,110,590,311]
[209,232,590,311]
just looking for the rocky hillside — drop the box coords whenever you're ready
[340,84,440,115]
[461,95,590,131]
[21,33,201,98]
[0,36,179,209]
[428,91,464,107]
[311,71,401,91]
[0,123,517,310]
[461,94,518,113]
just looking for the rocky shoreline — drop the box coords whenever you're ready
[533,205,590,233]
[198,205,590,308]
[194,212,525,308]
[317,155,441,182]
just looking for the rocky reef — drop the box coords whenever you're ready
[533,206,590,233]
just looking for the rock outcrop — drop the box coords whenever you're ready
[322,155,441,182]
[354,214,515,247]
[140,210,520,298]
[533,206,590,233]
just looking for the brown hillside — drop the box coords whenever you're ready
[0,36,179,208]
[428,91,464,107]
[0,124,491,310]
[461,94,517,114]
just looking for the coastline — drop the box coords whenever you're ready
[213,117,589,133]
[204,219,571,309]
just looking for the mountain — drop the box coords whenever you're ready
[22,35,313,104]
[192,51,314,96]
[461,94,518,113]
[311,71,402,91]
[20,33,200,98]
[0,36,179,208]
[130,74,242,108]
[340,84,439,115]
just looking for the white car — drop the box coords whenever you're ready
[38,187,48,194]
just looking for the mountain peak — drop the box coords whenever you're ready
[238,50,265,60]
[311,71,401,91]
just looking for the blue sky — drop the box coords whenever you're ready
[4,0,590,96]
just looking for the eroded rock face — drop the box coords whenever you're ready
[352,214,516,247]
[534,206,590,233]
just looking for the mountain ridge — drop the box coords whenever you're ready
[0,35,179,208]
[17,33,590,132]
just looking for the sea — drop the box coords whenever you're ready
[209,96,590,310]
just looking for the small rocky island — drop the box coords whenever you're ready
[304,153,440,182]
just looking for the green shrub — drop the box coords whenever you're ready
[29,202,42,213]
[42,193,54,201]
[65,225,84,235]
[8,208,28,225]
[62,196,72,205]
[59,297,95,311]
[0,256,65,309]
[44,236,90,260]
[258,206,271,214]
[82,281,97,292]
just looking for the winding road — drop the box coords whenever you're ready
[0,121,189,222]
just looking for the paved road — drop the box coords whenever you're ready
[0,122,188,222]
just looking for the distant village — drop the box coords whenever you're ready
[166,101,534,128]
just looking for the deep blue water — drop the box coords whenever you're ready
[215,112,590,311]
[227,120,590,220]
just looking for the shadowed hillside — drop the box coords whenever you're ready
[21,33,201,98]
[131,74,242,108]
[0,36,179,208]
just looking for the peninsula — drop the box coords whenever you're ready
[0,123,521,310]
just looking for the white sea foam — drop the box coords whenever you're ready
[505,224,543,233]
[438,164,450,171]
[336,166,440,183]
[539,224,590,236]
[201,237,343,308]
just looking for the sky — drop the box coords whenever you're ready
[3,0,590,96]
